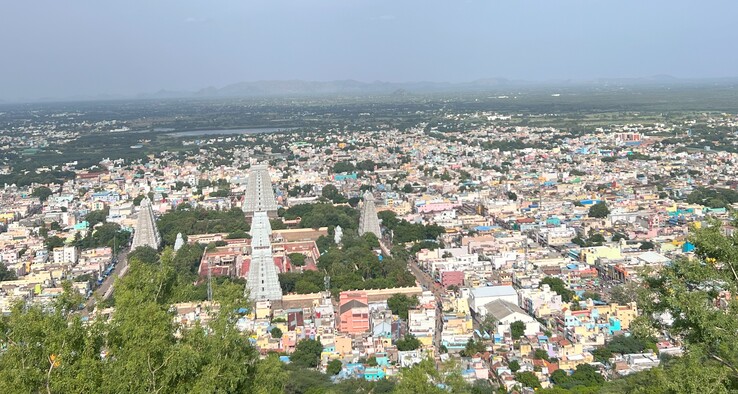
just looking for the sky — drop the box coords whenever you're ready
[1,0,737,100]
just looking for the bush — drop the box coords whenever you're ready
[327,359,342,375]
[511,321,525,340]
[396,334,421,351]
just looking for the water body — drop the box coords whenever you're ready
[167,127,293,137]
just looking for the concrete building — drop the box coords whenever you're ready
[469,285,518,315]
[482,299,540,337]
[52,245,78,265]
[339,291,370,334]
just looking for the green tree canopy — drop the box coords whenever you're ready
[127,246,159,264]
[540,277,574,302]
[588,202,610,218]
[515,371,542,389]
[327,359,343,375]
[32,186,53,202]
[288,253,306,267]
[291,338,323,368]
[321,184,347,203]
[511,320,525,340]
[396,334,422,351]
[387,294,419,320]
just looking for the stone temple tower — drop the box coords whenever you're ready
[358,191,382,238]
[131,198,161,250]
[246,211,282,301]
[242,164,278,218]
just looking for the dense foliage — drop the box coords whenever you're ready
[283,203,358,230]
[157,206,250,245]
[387,294,419,320]
[540,277,574,302]
[378,210,445,244]
[686,187,738,208]
[587,202,610,218]
[317,232,417,295]
[0,249,257,393]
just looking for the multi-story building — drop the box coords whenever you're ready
[408,306,436,346]
[52,245,77,265]
[339,291,370,334]
[518,284,564,318]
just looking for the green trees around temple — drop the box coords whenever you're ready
[157,206,250,246]
[283,203,358,229]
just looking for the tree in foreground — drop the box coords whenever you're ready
[0,248,259,393]
[394,358,468,394]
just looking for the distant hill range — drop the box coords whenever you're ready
[137,79,519,99]
[7,76,738,103]
[132,76,738,100]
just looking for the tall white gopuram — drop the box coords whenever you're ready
[358,191,382,237]
[131,198,161,250]
[246,211,282,301]
[242,165,278,218]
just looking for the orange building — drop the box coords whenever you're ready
[339,291,370,333]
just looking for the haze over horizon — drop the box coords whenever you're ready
[2,0,737,101]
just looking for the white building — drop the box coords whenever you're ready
[469,285,518,315]
[408,307,436,338]
[53,245,78,265]
[482,299,540,337]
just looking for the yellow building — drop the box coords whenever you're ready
[335,336,353,356]
[580,246,622,265]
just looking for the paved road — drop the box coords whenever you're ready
[408,258,444,351]
[82,247,130,316]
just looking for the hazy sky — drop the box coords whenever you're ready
[2,0,737,100]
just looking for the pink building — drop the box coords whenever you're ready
[339,291,370,334]
[440,270,464,288]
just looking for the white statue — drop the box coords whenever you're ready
[174,232,184,251]
[334,225,343,245]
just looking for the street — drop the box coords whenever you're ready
[407,258,444,352]
[82,247,130,316]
